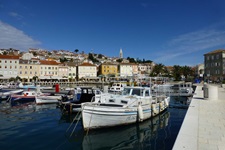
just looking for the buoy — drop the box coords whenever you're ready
[138,102,144,122]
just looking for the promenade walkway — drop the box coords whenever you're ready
[173,84,225,150]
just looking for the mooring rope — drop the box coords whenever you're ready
[69,112,82,137]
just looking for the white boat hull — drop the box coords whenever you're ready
[35,95,61,104]
[82,104,152,130]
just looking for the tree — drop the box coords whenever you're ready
[60,57,68,63]
[172,65,182,81]
[98,54,103,59]
[127,57,136,63]
[74,49,79,53]
[116,58,123,63]
[150,63,165,76]
[88,53,99,63]
[181,65,194,81]
[15,76,22,81]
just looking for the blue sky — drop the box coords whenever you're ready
[1,0,225,66]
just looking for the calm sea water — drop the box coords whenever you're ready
[0,96,188,150]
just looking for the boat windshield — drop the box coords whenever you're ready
[121,88,131,95]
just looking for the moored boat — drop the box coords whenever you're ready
[60,87,101,113]
[35,95,62,104]
[9,90,50,106]
[81,86,170,130]
[0,89,24,100]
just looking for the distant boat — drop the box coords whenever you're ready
[0,89,24,100]
[109,82,127,92]
[18,82,36,89]
[35,95,61,104]
[10,90,50,106]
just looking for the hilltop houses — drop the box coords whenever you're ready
[0,47,216,83]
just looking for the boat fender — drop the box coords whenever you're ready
[151,104,157,116]
[138,102,144,122]
[24,93,27,96]
[165,98,169,107]
[160,101,164,111]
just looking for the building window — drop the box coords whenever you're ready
[30,66,32,69]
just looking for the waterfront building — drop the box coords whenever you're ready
[204,49,225,82]
[98,63,118,77]
[118,63,133,77]
[39,60,60,80]
[0,55,20,78]
[58,64,69,80]
[138,63,154,74]
[19,58,40,82]
[131,63,139,75]
[67,62,77,81]
[77,62,97,79]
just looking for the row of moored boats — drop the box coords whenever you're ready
[0,85,170,131]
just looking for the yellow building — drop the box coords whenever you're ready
[99,63,118,77]
[19,58,40,82]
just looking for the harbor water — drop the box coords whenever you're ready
[0,96,189,150]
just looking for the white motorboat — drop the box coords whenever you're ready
[109,82,127,92]
[81,86,170,130]
[0,89,24,100]
[35,95,61,104]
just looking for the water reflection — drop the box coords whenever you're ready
[169,96,191,108]
[63,111,170,150]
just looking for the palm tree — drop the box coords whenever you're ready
[172,65,182,81]
[150,63,165,76]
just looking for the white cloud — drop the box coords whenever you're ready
[9,12,23,20]
[154,24,225,65]
[0,20,41,51]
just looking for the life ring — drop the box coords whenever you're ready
[24,93,27,96]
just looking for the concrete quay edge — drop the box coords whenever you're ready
[173,83,225,150]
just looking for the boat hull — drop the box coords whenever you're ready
[82,104,152,130]
[35,96,61,104]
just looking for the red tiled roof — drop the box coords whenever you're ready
[0,55,20,59]
[79,62,96,66]
[39,60,60,65]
